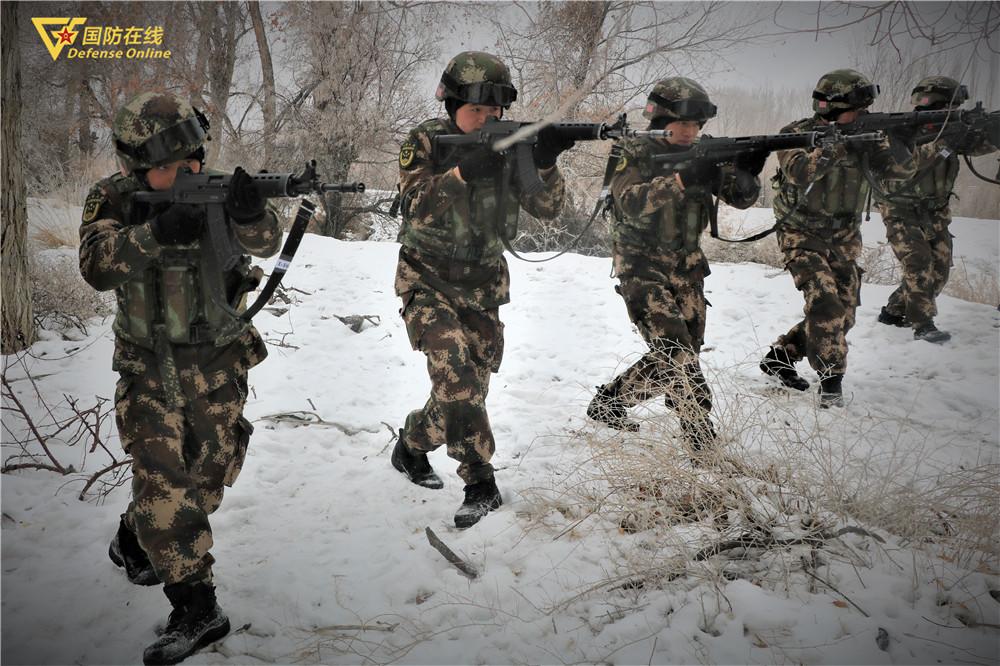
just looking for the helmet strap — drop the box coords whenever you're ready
[444,97,463,121]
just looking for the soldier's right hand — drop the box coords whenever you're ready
[149,203,205,245]
[456,147,504,182]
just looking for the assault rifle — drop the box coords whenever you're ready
[135,160,365,320]
[432,114,667,196]
[651,127,885,169]
[838,102,999,144]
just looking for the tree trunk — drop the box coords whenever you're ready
[249,0,276,164]
[77,57,93,156]
[2,2,35,353]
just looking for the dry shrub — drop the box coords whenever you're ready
[944,257,1000,306]
[29,250,115,330]
[526,354,997,595]
[28,198,82,250]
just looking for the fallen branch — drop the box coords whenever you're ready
[77,459,132,500]
[256,411,378,436]
[425,526,479,579]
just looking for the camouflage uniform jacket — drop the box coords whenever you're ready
[773,116,916,236]
[876,132,998,213]
[395,116,566,310]
[610,136,760,264]
[79,170,282,402]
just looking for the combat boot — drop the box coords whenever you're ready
[586,385,639,432]
[877,306,908,327]
[391,430,443,489]
[454,478,503,529]
[818,374,844,409]
[913,321,951,344]
[108,517,160,586]
[680,415,718,463]
[760,347,810,391]
[143,581,230,665]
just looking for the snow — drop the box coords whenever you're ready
[3,204,999,665]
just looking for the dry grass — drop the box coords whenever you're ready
[522,354,998,601]
[29,250,115,331]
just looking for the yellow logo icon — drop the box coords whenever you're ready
[32,17,87,60]
[399,144,416,169]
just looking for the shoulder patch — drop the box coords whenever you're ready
[82,189,106,223]
[399,143,416,169]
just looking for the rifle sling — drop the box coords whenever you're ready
[242,199,315,320]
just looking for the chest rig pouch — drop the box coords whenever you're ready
[884,152,958,208]
[614,153,709,253]
[399,133,520,264]
[114,246,255,349]
[773,155,867,230]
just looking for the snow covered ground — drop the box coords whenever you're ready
[3,204,998,665]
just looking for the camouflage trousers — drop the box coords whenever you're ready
[116,372,252,585]
[399,289,504,485]
[773,228,862,376]
[880,205,952,327]
[605,249,712,414]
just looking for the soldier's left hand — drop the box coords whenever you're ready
[226,167,266,224]
[533,127,576,169]
[734,149,768,176]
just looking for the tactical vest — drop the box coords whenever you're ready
[102,174,255,350]
[612,143,710,253]
[398,123,519,263]
[879,152,958,207]
[772,153,868,230]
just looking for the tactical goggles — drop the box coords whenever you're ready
[441,72,518,107]
[911,83,968,105]
[812,83,880,107]
[115,110,209,165]
[648,93,718,121]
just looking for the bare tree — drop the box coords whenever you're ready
[2,2,35,353]
[277,2,441,237]
[248,0,276,164]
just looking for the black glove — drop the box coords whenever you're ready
[149,203,205,245]
[734,149,768,176]
[456,147,504,182]
[676,158,719,188]
[225,166,266,224]
[533,127,576,169]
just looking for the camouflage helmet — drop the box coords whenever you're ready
[812,69,879,115]
[911,76,968,109]
[113,92,210,172]
[435,51,517,108]
[642,77,717,123]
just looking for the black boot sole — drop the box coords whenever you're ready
[109,541,160,586]
[143,617,230,666]
[454,494,503,529]
[760,362,810,392]
[391,449,444,489]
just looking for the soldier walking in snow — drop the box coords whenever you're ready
[79,92,282,665]
[874,76,999,343]
[587,78,764,454]
[760,69,916,407]
[390,51,570,528]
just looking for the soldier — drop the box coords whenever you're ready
[586,78,764,453]
[391,51,569,528]
[760,69,915,407]
[79,92,282,665]
[875,76,999,343]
